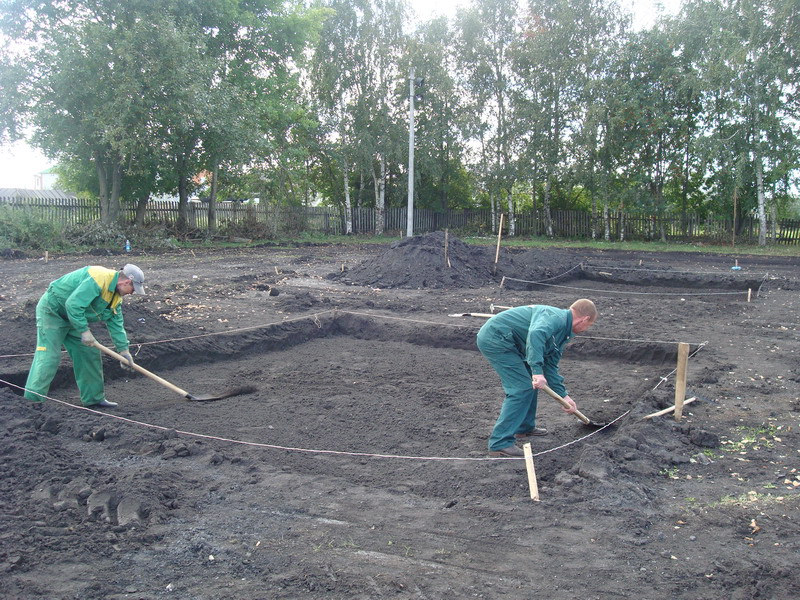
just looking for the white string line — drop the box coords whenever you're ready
[0,310,340,359]
[340,310,707,348]
[500,277,751,296]
[0,351,43,359]
[132,310,338,347]
[0,378,626,461]
[651,342,709,391]
[582,264,769,277]
[577,334,709,346]
[334,309,485,329]
[0,309,702,359]
[530,262,585,282]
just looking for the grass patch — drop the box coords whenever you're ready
[462,235,800,257]
[720,424,779,453]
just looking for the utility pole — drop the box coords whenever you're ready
[406,67,416,238]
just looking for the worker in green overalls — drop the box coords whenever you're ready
[24,264,146,408]
[477,299,598,457]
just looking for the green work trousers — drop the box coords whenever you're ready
[24,295,105,406]
[478,325,558,451]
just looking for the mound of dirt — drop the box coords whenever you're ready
[330,231,497,289]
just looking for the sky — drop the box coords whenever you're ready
[0,0,681,189]
[0,138,52,189]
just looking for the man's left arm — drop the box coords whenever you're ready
[539,310,571,397]
[542,360,566,397]
[105,307,130,353]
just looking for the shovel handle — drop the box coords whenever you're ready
[540,384,592,425]
[93,341,191,399]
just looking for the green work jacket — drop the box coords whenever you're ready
[42,266,130,351]
[486,305,574,396]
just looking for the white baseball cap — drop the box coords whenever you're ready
[122,264,146,295]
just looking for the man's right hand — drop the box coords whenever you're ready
[532,374,548,389]
[80,330,97,347]
[560,395,578,414]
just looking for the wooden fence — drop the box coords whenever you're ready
[2,195,798,245]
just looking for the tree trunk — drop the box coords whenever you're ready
[754,153,767,246]
[134,194,149,226]
[342,159,352,235]
[543,176,553,238]
[95,150,121,225]
[109,163,121,223]
[96,158,110,225]
[770,202,777,243]
[373,155,386,236]
[506,188,515,237]
[177,170,189,234]
[208,162,219,234]
[490,192,496,233]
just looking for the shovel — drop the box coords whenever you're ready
[94,342,255,402]
[540,383,607,429]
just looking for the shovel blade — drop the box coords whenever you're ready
[186,385,257,402]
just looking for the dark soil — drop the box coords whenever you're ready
[1,233,799,599]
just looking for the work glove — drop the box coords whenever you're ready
[80,330,97,347]
[118,350,135,372]
[531,374,548,389]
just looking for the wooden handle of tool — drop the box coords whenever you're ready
[540,383,592,425]
[94,341,190,398]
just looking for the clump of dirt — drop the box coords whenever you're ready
[330,231,497,289]
[1,248,28,259]
[275,290,332,312]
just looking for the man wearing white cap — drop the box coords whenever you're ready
[24,264,146,408]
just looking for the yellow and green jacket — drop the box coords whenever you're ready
[42,266,130,351]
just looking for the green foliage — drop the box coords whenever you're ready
[62,221,127,249]
[2,0,797,239]
[0,206,181,251]
[0,206,65,250]
[216,208,274,240]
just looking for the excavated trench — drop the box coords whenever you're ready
[2,310,710,508]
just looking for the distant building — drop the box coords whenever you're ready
[33,167,58,190]
[0,188,77,201]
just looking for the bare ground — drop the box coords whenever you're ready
[1,234,799,600]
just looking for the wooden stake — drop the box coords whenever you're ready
[643,397,697,419]
[493,214,504,275]
[674,342,690,421]
[747,288,752,302]
[444,228,451,268]
[44,251,49,263]
[523,442,540,501]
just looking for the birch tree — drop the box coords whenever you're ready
[311,0,409,235]
[455,0,520,234]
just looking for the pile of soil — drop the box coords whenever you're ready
[331,231,497,289]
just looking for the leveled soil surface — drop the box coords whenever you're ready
[1,234,799,599]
